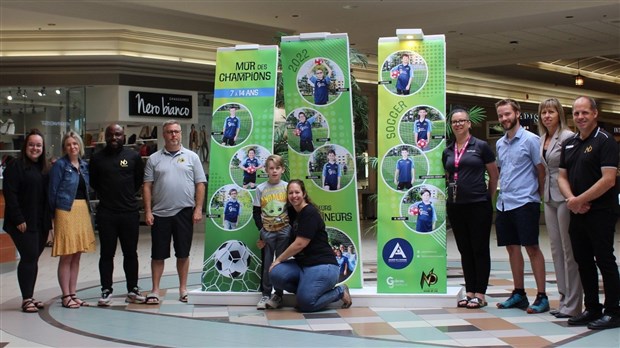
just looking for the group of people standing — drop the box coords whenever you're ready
[444,96,619,330]
[4,121,207,311]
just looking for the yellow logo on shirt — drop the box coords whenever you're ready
[120,159,128,167]
[584,145,592,153]
[177,157,186,163]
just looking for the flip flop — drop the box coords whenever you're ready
[457,296,472,308]
[145,293,160,305]
[179,291,188,303]
[467,297,488,309]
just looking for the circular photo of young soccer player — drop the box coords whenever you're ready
[287,107,330,155]
[307,144,355,192]
[380,144,429,192]
[208,184,253,231]
[296,57,345,107]
[230,145,271,190]
[380,51,428,96]
[398,105,446,152]
[211,103,252,147]
[325,227,358,284]
[400,184,446,234]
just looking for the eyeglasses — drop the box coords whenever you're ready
[165,130,181,135]
[451,119,470,126]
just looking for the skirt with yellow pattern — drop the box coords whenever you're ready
[52,199,96,256]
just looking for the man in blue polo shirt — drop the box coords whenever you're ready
[558,96,619,330]
[494,99,549,314]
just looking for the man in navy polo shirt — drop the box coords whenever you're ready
[558,96,620,330]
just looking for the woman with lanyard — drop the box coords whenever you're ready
[442,108,499,308]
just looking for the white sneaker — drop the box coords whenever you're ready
[266,294,282,309]
[256,295,270,310]
[98,289,112,307]
[126,287,146,304]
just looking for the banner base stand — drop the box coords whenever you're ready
[189,286,462,308]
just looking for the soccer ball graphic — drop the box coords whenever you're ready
[294,128,301,136]
[417,139,428,148]
[390,70,400,79]
[247,166,256,174]
[214,240,251,278]
[409,205,419,216]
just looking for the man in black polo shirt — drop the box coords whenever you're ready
[90,124,146,306]
[558,96,619,330]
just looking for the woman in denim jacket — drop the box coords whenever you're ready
[48,131,96,308]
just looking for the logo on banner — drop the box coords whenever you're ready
[382,238,413,270]
[420,268,438,289]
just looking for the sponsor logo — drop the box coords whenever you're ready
[382,238,413,270]
[420,268,438,289]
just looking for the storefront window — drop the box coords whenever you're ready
[0,86,85,161]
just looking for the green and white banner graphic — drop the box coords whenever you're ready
[202,45,278,292]
[281,33,362,288]
[376,35,447,293]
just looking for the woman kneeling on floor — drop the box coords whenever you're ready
[268,179,352,312]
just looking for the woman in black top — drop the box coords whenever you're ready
[3,129,52,312]
[269,179,352,312]
[442,108,499,309]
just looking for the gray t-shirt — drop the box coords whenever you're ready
[144,146,207,217]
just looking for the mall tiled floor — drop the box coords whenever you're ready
[1,220,619,347]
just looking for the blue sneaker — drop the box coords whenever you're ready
[527,295,550,314]
[497,291,529,309]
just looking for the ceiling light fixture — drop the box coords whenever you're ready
[38,87,46,96]
[396,28,424,40]
[575,59,584,86]
[6,91,12,101]
[55,88,61,95]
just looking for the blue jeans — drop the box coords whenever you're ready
[270,260,343,312]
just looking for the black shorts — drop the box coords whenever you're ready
[222,136,235,146]
[495,202,540,246]
[397,89,410,95]
[243,174,257,186]
[300,139,314,152]
[397,182,412,190]
[151,207,194,259]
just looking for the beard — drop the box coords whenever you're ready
[502,117,518,131]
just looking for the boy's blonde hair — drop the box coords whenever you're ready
[265,154,285,168]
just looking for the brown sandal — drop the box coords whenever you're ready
[70,294,90,307]
[21,299,39,313]
[341,284,352,309]
[61,295,79,309]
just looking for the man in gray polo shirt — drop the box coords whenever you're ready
[143,120,206,304]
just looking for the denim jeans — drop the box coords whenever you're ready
[270,260,343,312]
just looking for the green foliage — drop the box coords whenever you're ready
[445,105,487,139]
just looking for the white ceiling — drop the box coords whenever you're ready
[1,1,619,97]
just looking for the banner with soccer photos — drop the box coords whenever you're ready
[376,34,447,293]
[280,33,362,288]
[202,45,278,292]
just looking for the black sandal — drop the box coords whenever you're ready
[21,299,39,313]
[32,298,44,309]
[61,295,79,309]
[457,296,472,308]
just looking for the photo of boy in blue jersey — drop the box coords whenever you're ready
[221,106,240,146]
[307,63,332,105]
[239,148,264,189]
[223,188,241,230]
[390,53,413,95]
[414,107,432,150]
[394,147,415,190]
[295,111,317,153]
[409,189,437,233]
[322,149,341,191]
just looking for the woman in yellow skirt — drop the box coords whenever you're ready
[48,131,96,308]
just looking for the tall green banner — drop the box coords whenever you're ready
[377,34,447,293]
[202,45,278,292]
[281,33,362,288]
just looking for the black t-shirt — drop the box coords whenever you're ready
[560,127,619,211]
[292,204,338,267]
[89,147,145,212]
[442,136,496,204]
